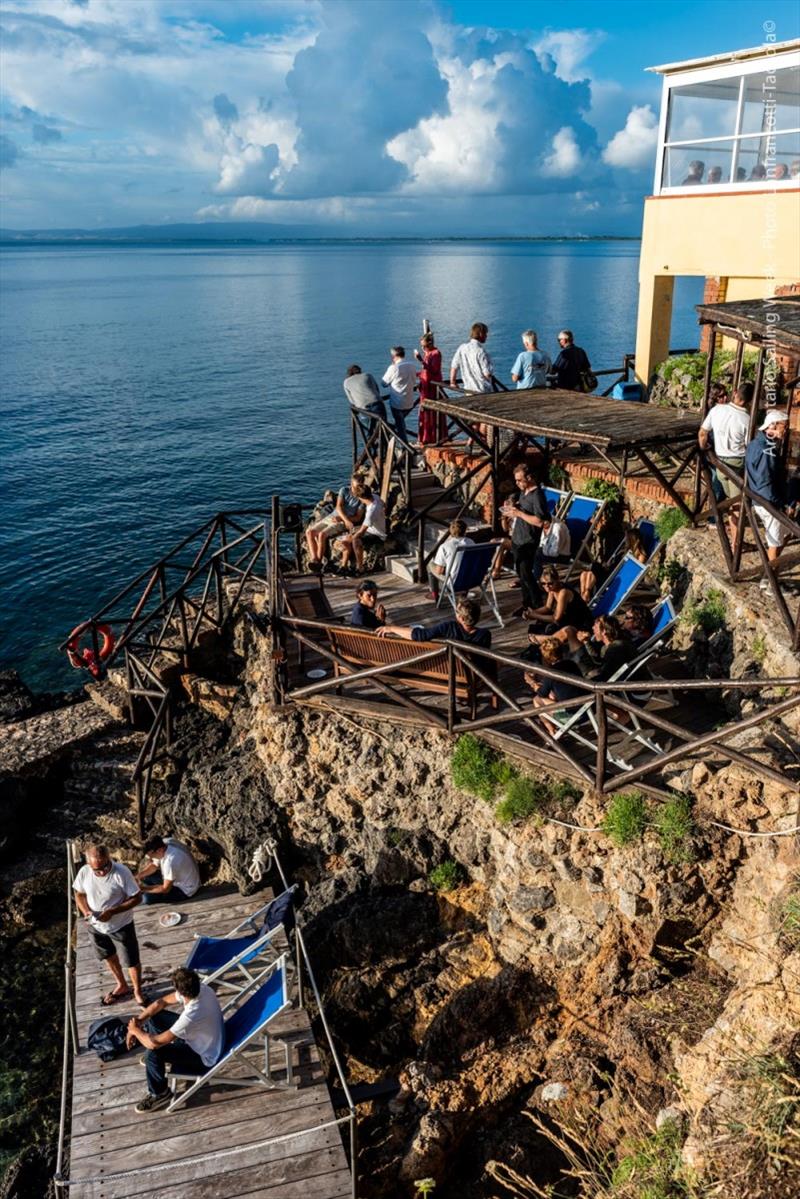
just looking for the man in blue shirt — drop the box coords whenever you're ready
[745,410,790,588]
[349,580,387,630]
[511,330,552,389]
[376,596,491,649]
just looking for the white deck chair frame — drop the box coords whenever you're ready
[438,542,504,627]
[194,924,285,1012]
[167,954,293,1112]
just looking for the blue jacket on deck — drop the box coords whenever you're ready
[745,432,785,506]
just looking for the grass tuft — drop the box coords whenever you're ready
[451,734,500,802]
[655,507,691,544]
[653,794,696,865]
[495,775,546,825]
[429,859,465,891]
[682,587,727,635]
[603,791,647,847]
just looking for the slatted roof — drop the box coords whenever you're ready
[696,296,800,353]
[425,388,700,452]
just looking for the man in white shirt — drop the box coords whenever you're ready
[127,966,224,1113]
[427,518,474,599]
[699,383,752,540]
[137,835,201,905]
[382,346,416,444]
[450,322,494,394]
[336,485,386,573]
[73,843,145,1006]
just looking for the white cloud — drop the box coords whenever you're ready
[542,127,582,177]
[602,104,658,168]
[533,28,606,82]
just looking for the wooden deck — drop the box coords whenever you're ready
[68,886,352,1199]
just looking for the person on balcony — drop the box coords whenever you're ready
[415,332,446,445]
[502,463,548,615]
[349,580,387,630]
[450,322,493,394]
[426,518,474,600]
[524,565,593,634]
[745,410,790,589]
[343,364,386,421]
[552,329,592,391]
[305,474,367,569]
[73,843,146,1008]
[699,382,751,542]
[511,330,551,389]
[524,637,584,734]
[382,346,416,445]
[136,836,200,905]
[377,595,491,649]
[337,484,386,574]
[680,160,704,184]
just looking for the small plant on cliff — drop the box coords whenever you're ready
[429,859,465,891]
[657,558,686,590]
[655,507,690,543]
[581,477,623,506]
[612,1117,692,1198]
[495,774,546,825]
[682,588,726,635]
[603,791,647,847]
[780,892,800,948]
[751,633,767,666]
[451,734,499,801]
[652,794,696,865]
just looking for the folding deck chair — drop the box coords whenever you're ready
[437,541,504,627]
[542,486,571,517]
[562,493,605,582]
[636,595,677,657]
[544,655,663,771]
[167,954,293,1112]
[185,886,297,1011]
[590,553,648,617]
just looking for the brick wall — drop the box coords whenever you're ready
[700,276,727,353]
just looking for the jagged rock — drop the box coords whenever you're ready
[0,670,35,724]
[508,886,556,915]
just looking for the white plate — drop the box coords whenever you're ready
[159,911,182,928]
[306,668,327,679]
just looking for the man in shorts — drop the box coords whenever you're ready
[73,843,145,1006]
[698,382,751,542]
[136,835,201,905]
[304,475,367,569]
[745,409,790,589]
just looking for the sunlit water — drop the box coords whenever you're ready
[0,240,703,689]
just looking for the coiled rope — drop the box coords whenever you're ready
[247,837,277,883]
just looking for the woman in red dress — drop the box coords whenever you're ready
[415,332,446,445]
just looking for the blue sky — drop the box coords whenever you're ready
[0,0,798,234]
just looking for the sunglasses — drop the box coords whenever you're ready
[92,862,113,875]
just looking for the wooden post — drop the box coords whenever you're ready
[447,644,456,733]
[269,496,283,706]
[490,426,501,533]
[594,693,607,795]
[417,518,425,585]
[694,327,717,512]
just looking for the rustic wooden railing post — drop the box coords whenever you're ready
[694,327,717,512]
[417,518,426,584]
[269,496,285,705]
[594,692,607,795]
[447,644,456,733]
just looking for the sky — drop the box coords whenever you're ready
[0,0,798,235]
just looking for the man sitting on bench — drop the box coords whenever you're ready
[377,596,491,649]
[126,966,224,1114]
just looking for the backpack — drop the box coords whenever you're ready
[87,1016,129,1062]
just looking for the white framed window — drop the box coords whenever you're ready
[654,51,800,194]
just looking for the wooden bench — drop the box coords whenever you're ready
[282,575,339,670]
[326,626,497,718]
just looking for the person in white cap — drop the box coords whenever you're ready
[744,409,790,588]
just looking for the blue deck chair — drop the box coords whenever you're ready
[167,955,293,1111]
[542,486,571,517]
[636,519,660,561]
[185,886,297,1010]
[590,553,647,617]
[636,595,677,657]
[438,541,504,627]
[561,494,605,583]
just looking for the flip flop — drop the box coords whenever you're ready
[101,988,132,1006]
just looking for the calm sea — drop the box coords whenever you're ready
[0,240,703,690]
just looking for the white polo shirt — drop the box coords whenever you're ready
[382,360,416,411]
[73,862,140,934]
[433,535,474,575]
[171,983,225,1067]
[161,838,200,897]
[701,404,749,458]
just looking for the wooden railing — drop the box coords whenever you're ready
[274,612,800,798]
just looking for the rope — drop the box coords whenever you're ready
[55,1114,352,1188]
[709,820,800,838]
[247,838,276,884]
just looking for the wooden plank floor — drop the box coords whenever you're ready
[68,886,352,1199]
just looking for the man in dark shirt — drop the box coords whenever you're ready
[377,596,491,649]
[349,580,386,630]
[502,463,548,613]
[552,329,592,390]
[745,410,791,588]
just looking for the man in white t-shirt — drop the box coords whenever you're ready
[427,518,474,599]
[699,383,752,540]
[337,485,386,574]
[137,835,201,904]
[382,346,417,444]
[73,843,145,1006]
[126,966,224,1113]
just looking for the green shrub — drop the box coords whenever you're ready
[451,734,500,801]
[495,774,546,825]
[682,587,726,635]
[655,348,758,406]
[653,794,696,864]
[751,633,767,665]
[550,779,582,804]
[611,1118,690,1198]
[657,558,686,589]
[581,477,622,505]
[655,507,690,543]
[780,893,800,948]
[429,859,465,891]
[603,791,647,847]
[548,463,569,486]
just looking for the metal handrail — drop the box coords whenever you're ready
[55,840,79,1195]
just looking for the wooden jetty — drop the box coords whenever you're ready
[64,885,353,1199]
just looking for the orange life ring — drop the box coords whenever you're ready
[66,622,116,678]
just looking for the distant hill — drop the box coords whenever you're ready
[0,221,639,246]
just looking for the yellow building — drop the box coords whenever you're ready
[634,39,800,382]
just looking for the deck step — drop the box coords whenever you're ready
[385,554,419,584]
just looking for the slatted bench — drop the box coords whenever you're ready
[327,626,497,718]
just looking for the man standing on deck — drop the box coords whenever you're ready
[127,966,224,1114]
[450,322,494,393]
[502,464,548,615]
[73,843,146,1007]
[382,346,416,444]
[698,382,751,543]
[745,410,791,589]
[511,330,551,389]
[552,330,592,391]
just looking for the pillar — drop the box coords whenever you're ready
[634,274,675,386]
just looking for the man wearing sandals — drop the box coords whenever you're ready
[73,843,146,1007]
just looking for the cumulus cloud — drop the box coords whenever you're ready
[602,104,658,168]
[212,92,238,128]
[214,138,279,195]
[533,28,606,82]
[542,127,582,177]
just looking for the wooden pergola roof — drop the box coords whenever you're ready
[696,296,800,353]
[425,388,700,452]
